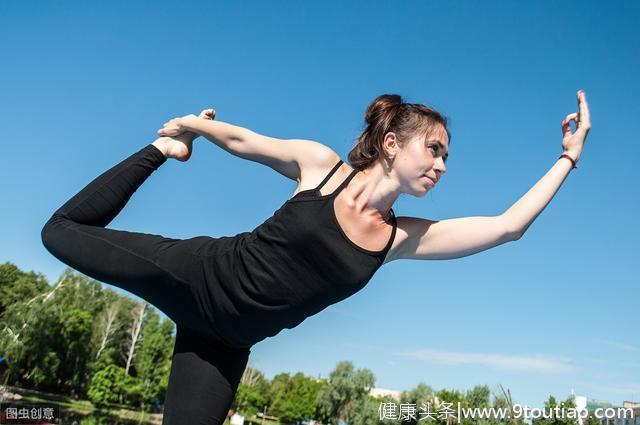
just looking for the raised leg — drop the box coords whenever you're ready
[40,143,207,328]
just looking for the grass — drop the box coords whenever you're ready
[6,387,286,424]
[5,386,161,424]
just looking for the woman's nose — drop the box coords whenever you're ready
[436,157,447,175]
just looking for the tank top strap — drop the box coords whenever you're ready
[331,168,359,197]
[385,208,398,252]
[316,159,344,192]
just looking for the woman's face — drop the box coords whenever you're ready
[391,125,449,197]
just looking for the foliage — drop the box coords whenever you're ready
[87,364,128,408]
[0,263,175,409]
[315,361,375,425]
[236,382,267,417]
[268,372,323,423]
[533,396,580,425]
[1,261,584,424]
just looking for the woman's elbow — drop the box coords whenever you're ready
[499,215,525,242]
[503,223,525,242]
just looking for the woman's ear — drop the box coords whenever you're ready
[381,132,398,172]
[382,132,400,160]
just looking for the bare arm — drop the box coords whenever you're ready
[391,215,516,261]
[181,117,256,155]
[504,90,591,235]
[392,90,591,261]
[392,158,574,261]
[157,112,338,181]
[502,156,573,235]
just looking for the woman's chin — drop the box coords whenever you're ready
[415,186,431,197]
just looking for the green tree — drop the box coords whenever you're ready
[87,364,128,408]
[0,264,175,406]
[465,385,491,408]
[234,366,270,417]
[0,262,48,317]
[316,361,375,425]
[235,383,268,418]
[534,396,580,425]
[59,308,94,396]
[583,411,601,425]
[133,309,175,409]
[268,372,322,423]
[371,393,400,424]
[398,383,436,424]
[122,374,145,407]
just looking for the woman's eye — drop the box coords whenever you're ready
[429,145,437,153]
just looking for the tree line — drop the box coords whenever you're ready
[0,262,594,425]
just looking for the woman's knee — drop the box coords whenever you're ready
[41,213,70,254]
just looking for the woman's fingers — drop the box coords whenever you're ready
[158,110,216,137]
[157,125,180,136]
[561,90,592,137]
[576,90,591,130]
[198,108,216,120]
[562,112,578,135]
[202,109,216,119]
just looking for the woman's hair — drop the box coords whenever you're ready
[348,94,451,171]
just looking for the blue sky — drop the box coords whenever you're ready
[1,0,638,409]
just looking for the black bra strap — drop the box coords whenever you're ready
[333,169,359,196]
[316,159,344,192]
[382,208,398,254]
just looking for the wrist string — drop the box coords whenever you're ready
[559,153,578,169]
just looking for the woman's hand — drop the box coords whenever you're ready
[152,109,216,161]
[561,90,591,162]
[157,109,216,137]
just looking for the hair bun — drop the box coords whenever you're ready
[364,94,403,126]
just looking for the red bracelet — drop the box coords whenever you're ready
[559,153,577,169]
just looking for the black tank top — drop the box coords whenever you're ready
[203,159,398,348]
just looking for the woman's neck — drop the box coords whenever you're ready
[344,163,399,223]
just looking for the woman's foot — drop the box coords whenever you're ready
[152,135,193,162]
[152,109,215,161]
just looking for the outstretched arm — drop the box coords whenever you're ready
[392,90,591,261]
[157,111,337,181]
[504,90,590,234]
[157,110,257,156]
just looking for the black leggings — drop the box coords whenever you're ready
[41,144,251,425]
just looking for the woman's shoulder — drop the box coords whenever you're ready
[290,145,345,197]
[295,140,341,173]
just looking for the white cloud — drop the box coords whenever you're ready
[596,339,639,352]
[393,348,576,373]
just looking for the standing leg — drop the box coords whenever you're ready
[162,325,251,425]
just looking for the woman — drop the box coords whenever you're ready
[41,91,591,424]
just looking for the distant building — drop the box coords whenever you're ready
[370,387,402,401]
[230,412,245,425]
[601,401,639,425]
[572,393,639,425]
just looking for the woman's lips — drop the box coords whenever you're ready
[424,175,437,186]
